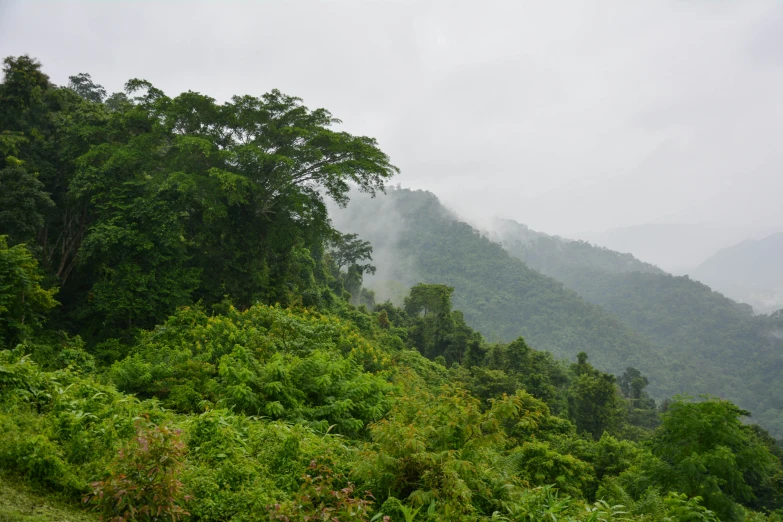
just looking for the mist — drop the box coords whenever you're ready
[3,0,783,260]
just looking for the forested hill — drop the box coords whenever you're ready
[489,218,663,277]
[4,55,783,521]
[331,188,678,391]
[691,232,783,314]
[494,219,783,437]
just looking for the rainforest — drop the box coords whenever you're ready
[1,55,783,522]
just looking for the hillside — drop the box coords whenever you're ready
[494,219,783,437]
[3,55,783,522]
[332,189,680,392]
[691,232,783,314]
[490,218,663,278]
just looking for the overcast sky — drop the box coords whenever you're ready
[2,0,783,238]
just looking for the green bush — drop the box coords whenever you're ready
[110,305,393,436]
[84,420,190,521]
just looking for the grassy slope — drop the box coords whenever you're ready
[0,476,95,522]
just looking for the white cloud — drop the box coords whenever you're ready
[2,0,782,238]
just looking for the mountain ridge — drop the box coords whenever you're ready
[691,232,783,314]
[332,188,686,397]
[492,216,783,437]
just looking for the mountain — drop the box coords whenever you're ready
[690,233,783,314]
[579,223,777,274]
[332,190,783,436]
[490,218,664,278]
[493,219,783,437]
[332,188,686,395]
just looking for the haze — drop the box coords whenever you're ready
[2,0,783,269]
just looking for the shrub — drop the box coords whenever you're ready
[84,419,190,521]
[267,459,377,521]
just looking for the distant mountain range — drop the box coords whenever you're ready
[333,188,783,437]
[331,188,664,379]
[578,223,779,274]
[491,217,783,434]
[690,233,783,314]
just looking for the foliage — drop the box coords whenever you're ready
[650,397,781,520]
[2,56,783,522]
[568,354,624,440]
[402,283,484,364]
[0,164,55,245]
[268,459,376,521]
[110,304,392,436]
[357,373,516,518]
[662,493,719,522]
[497,217,783,439]
[0,237,58,347]
[504,441,594,497]
[84,420,190,522]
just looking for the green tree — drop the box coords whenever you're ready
[651,397,782,520]
[618,367,658,431]
[403,284,484,364]
[78,192,201,333]
[0,55,51,131]
[568,353,623,439]
[328,232,376,299]
[1,56,399,341]
[67,73,106,103]
[0,162,55,245]
[505,440,595,497]
[0,236,58,346]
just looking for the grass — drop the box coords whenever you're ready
[0,475,96,522]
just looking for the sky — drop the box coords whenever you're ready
[2,0,783,246]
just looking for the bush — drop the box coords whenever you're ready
[84,419,190,522]
[267,459,376,521]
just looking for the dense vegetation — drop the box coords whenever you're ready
[331,190,783,439]
[2,55,783,521]
[494,220,783,438]
[330,189,672,383]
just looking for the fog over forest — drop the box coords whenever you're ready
[2,2,783,521]
[3,0,783,252]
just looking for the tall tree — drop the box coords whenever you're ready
[568,353,623,439]
[67,73,106,103]
[651,397,782,520]
[327,232,376,299]
[1,56,399,339]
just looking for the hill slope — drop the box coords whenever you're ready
[490,218,663,278]
[691,232,783,313]
[332,189,678,393]
[494,219,783,437]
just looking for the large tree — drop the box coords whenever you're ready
[0,55,398,338]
